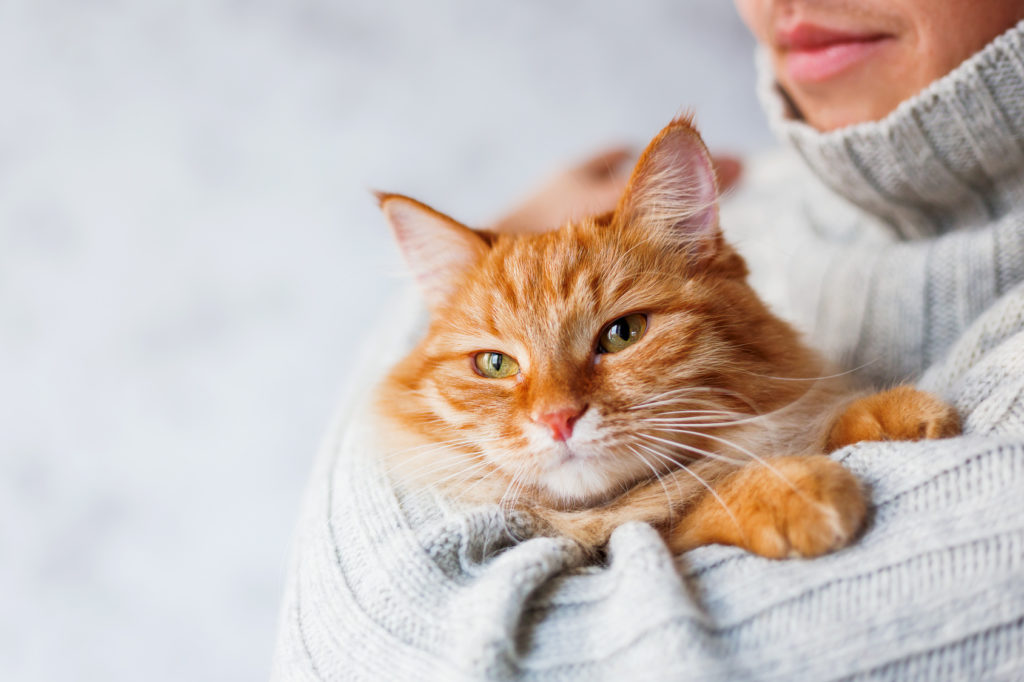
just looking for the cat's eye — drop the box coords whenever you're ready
[473,351,520,378]
[598,314,648,354]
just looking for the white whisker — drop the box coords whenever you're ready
[633,441,743,539]
[627,444,676,521]
[637,432,747,466]
[662,428,808,500]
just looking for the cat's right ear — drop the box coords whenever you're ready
[615,116,722,262]
[377,193,489,310]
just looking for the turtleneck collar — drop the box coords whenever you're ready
[758,19,1024,240]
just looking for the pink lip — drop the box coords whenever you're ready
[777,22,894,83]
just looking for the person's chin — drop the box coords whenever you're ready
[776,69,908,131]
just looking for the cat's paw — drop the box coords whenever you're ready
[671,456,867,558]
[826,386,961,451]
[737,456,867,559]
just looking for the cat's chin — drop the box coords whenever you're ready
[535,449,643,509]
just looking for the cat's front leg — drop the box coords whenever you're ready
[826,385,961,451]
[534,480,694,556]
[667,455,867,558]
[531,507,623,557]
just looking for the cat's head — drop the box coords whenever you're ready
[377,117,812,509]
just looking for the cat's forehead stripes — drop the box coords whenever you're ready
[447,222,669,351]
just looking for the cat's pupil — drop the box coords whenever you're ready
[490,354,503,372]
[612,321,628,340]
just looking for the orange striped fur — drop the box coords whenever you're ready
[373,117,959,558]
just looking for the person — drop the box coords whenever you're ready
[272,2,1024,679]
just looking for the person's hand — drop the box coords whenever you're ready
[493,148,743,235]
[492,147,633,234]
[713,155,743,196]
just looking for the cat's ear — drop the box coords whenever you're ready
[378,193,489,309]
[616,116,721,260]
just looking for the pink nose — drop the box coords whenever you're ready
[533,406,586,441]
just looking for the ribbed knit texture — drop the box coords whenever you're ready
[272,21,1024,681]
[748,20,1024,384]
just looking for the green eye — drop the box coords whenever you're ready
[473,351,520,378]
[599,314,648,353]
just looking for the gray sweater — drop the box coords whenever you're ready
[272,20,1024,681]
[734,23,1024,386]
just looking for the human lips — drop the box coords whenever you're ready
[777,22,894,83]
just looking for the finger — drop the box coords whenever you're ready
[712,155,743,193]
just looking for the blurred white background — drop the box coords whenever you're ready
[0,1,771,679]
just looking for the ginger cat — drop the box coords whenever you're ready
[373,117,960,559]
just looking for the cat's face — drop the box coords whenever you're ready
[379,118,809,509]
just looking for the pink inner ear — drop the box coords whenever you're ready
[624,123,720,248]
[381,195,488,309]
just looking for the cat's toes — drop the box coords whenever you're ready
[827,386,961,451]
[745,456,866,559]
[914,398,961,440]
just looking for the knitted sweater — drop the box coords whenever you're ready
[732,23,1024,385]
[271,21,1024,681]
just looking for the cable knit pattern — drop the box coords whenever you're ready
[272,21,1024,682]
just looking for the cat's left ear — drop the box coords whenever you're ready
[378,193,489,310]
[616,116,722,261]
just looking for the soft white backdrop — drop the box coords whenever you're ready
[0,1,771,679]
